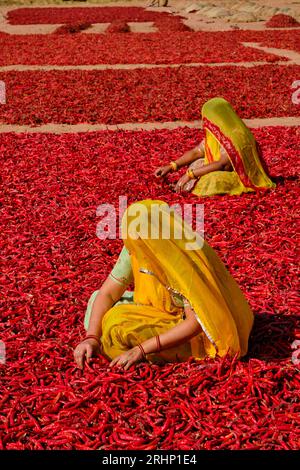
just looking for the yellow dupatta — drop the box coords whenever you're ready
[192,97,276,197]
[121,200,254,358]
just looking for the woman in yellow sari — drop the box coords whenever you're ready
[74,200,254,370]
[155,97,275,196]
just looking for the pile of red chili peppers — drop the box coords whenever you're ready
[53,23,92,35]
[0,127,299,449]
[266,14,300,28]
[1,65,300,125]
[0,31,289,66]
[7,6,185,32]
[0,6,299,451]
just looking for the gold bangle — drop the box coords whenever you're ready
[186,169,195,179]
[169,161,178,171]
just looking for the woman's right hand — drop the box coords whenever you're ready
[74,338,100,369]
[154,164,172,178]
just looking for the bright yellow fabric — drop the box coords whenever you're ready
[101,200,254,362]
[102,303,192,364]
[204,129,221,164]
[194,171,254,197]
[193,97,276,197]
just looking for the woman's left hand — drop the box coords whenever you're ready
[174,174,191,193]
[109,346,143,370]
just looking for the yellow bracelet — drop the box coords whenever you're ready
[169,161,178,171]
[186,169,195,179]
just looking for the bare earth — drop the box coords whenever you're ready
[2,117,300,135]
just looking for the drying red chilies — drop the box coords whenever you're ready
[1,65,300,125]
[0,31,287,66]
[0,126,299,450]
[1,5,299,451]
[266,14,300,28]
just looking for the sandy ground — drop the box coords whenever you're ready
[0,59,291,72]
[1,116,300,134]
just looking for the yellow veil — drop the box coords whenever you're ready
[121,200,254,358]
[193,97,276,196]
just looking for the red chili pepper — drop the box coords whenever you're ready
[1,67,299,451]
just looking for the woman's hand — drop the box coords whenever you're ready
[174,173,192,193]
[154,164,172,178]
[109,346,143,370]
[74,338,100,369]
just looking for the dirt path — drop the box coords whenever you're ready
[1,117,299,134]
[1,21,300,34]
[0,59,292,72]
[242,43,300,63]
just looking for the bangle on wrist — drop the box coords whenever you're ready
[83,335,101,347]
[186,169,195,179]
[169,161,178,171]
[137,343,147,360]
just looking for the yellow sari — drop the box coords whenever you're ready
[98,200,254,363]
[192,97,276,196]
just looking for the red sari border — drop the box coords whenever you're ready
[204,138,214,163]
[203,117,258,190]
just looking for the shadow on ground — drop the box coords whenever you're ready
[247,313,299,360]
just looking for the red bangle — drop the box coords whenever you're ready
[156,335,162,352]
[137,343,147,360]
[83,335,101,347]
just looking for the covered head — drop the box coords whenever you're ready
[201,97,275,192]
[120,200,254,358]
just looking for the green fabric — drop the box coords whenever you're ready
[84,244,187,330]
[108,246,133,286]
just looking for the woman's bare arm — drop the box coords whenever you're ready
[74,277,128,369]
[86,277,128,338]
[142,305,201,353]
[110,305,202,369]
[154,141,204,178]
[192,147,231,178]
[173,141,205,169]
